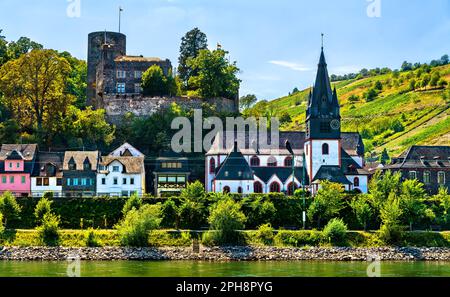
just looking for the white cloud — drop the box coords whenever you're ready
[268,60,311,71]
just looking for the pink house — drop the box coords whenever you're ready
[0,144,37,197]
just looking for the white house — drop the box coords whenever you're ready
[108,142,144,157]
[31,152,64,197]
[96,155,145,197]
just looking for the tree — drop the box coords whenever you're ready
[374,80,383,91]
[208,196,246,243]
[399,179,426,231]
[430,72,440,87]
[441,54,449,65]
[0,191,21,227]
[58,51,87,108]
[239,94,257,110]
[364,88,378,102]
[307,181,344,228]
[292,87,300,94]
[379,193,403,243]
[122,193,142,216]
[0,119,19,144]
[180,181,206,202]
[368,170,402,210]
[0,49,72,140]
[379,148,390,165]
[178,28,208,89]
[401,61,412,71]
[34,197,53,225]
[187,48,240,99]
[7,36,43,60]
[142,65,169,96]
[278,112,292,125]
[421,74,431,89]
[409,79,417,91]
[348,94,359,102]
[0,29,7,66]
[349,195,373,231]
[434,187,450,224]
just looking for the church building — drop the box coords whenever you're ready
[206,47,369,195]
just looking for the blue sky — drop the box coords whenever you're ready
[0,0,449,100]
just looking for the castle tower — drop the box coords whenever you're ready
[87,31,126,107]
[304,47,342,183]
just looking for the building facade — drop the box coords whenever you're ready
[206,48,369,195]
[62,151,100,197]
[152,152,190,197]
[31,152,64,198]
[0,144,37,197]
[382,145,449,194]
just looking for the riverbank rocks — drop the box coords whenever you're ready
[0,246,449,261]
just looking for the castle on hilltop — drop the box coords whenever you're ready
[87,31,238,123]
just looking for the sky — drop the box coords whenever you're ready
[0,0,450,100]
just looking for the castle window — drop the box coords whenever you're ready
[284,156,293,167]
[438,171,445,184]
[253,181,263,193]
[209,158,215,174]
[134,71,142,79]
[353,177,360,187]
[269,182,280,193]
[117,70,126,79]
[250,156,260,166]
[322,143,329,155]
[117,83,126,93]
[134,83,142,93]
[424,171,431,184]
[267,156,277,167]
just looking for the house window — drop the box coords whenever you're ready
[438,171,445,184]
[237,186,243,194]
[134,83,142,93]
[322,143,329,155]
[117,70,126,78]
[16,162,20,168]
[209,158,216,174]
[81,178,87,186]
[253,181,263,193]
[113,177,118,185]
[223,186,230,194]
[1,176,6,183]
[83,161,91,171]
[123,178,127,185]
[224,171,229,177]
[56,178,62,186]
[99,165,105,171]
[121,191,129,197]
[130,178,135,185]
[167,176,176,183]
[36,178,42,186]
[9,162,12,168]
[10,176,14,183]
[269,182,280,193]
[267,156,277,167]
[409,171,417,180]
[284,156,293,167]
[353,177,360,187]
[68,162,76,171]
[73,178,79,186]
[424,171,431,184]
[117,83,126,93]
[43,178,49,186]
[177,176,186,183]
[113,166,120,172]
[101,178,106,185]
[66,178,71,186]
[250,156,260,166]
[134,71,142,79]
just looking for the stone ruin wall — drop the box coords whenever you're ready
[102,94,238,124]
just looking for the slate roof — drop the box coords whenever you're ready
[341,149,370,175]
[215,142,254,180]
[207,131,364,156]
[384,146,450,169]
[115,55,166,63]
[32,152,64,177]
[252,167,307,184]
[0,144,37,161]
[109,142,144,157]
[312,165,352,184]
[63,151,100,171]
[99,156,144,174]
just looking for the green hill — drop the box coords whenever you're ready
[247,64,450,158]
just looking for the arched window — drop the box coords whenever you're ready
[269,182,280,193]
[237,186,243,194]
[250,156,260,166]
[284,156,293,167]
[253,181,263,193]
[322,143,329,155]
[438,171,445,184]
[353,177,360,187]
[287,182,298,196]
[267,156,277,167]
[209,158,216,174]
[424,171,431,184]
[223,186,230,194]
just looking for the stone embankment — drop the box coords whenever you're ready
[1,246,449,261]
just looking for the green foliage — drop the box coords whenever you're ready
[255,223,274,245]
[399,179,426,230]
[37,213,60,246]
[122,194,142,216]
[0,212,4,235]
[322,218,348,245]
[149,230,192,247]
[141,65,179,96]
[180,181,206,201]
[240,94,257,111]
[435,187,450,224]
[379,148,390,165]
[187,48,240,99]
[364,87,379,101]
[379,193,404,244]
[85,228,101,247]
[208,197,246,244]
[178,199,206,229]
[243,197,276,228]
[0,191,21,227]
[307,181,344,228]
[161,199,179,228]
[115,204,162,247]
[273,230,322,247]
[368,170,402,210]
[34,197,53,226]
[349,195,373,231]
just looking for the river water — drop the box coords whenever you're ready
[0,260,449,277]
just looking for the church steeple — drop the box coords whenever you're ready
[305,44,341,140]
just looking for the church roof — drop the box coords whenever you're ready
[384,145,450,169]
[341,149,370,175]
[252,167,308,184]
[312,165,352,185]
[215,141,254,181]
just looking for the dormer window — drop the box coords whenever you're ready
[83,158,92,171]
[68,158,76,170]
